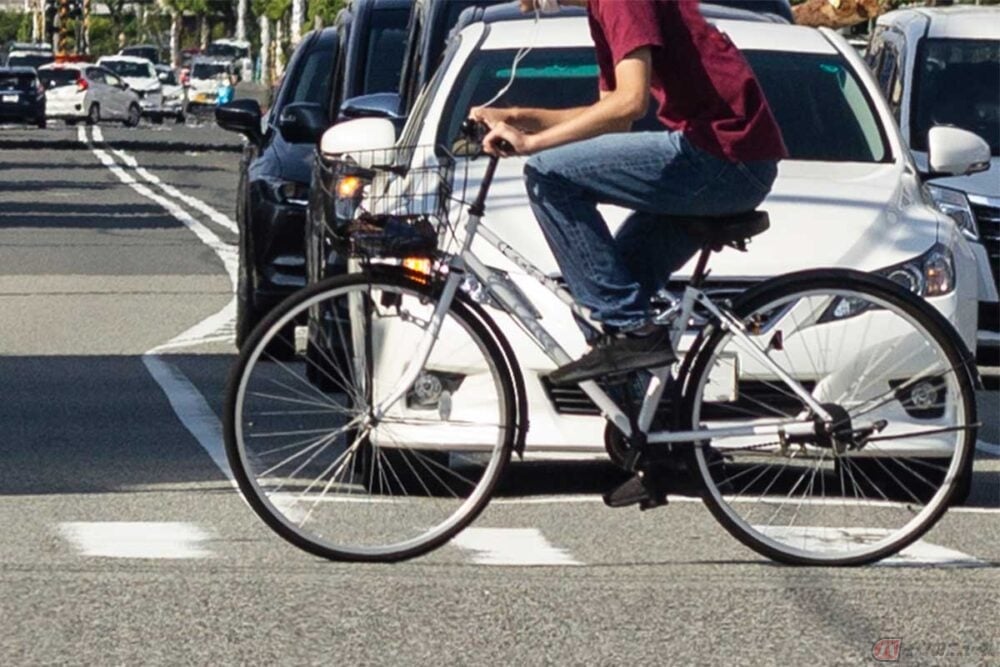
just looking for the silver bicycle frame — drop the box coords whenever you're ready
[373,195,837,446]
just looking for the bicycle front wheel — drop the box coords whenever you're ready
[682,269,977,566]
[224,270,516,562]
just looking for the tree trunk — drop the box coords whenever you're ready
[236,0,247,42]
[291,0,304,46]
[260,16,271,86]
[274,18,285,77]
[199,13,209,50]
[170,10,180,68]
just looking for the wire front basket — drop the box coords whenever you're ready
[319,145,468,260]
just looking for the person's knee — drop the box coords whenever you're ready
[524,153,573,202]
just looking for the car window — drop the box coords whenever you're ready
[399,37,460,166]
[437,47,889,163]
[362,8,411,94]
[910,37,999,156]
[40,68,79,88]
[102,60,154,78]
[6,53,50,69]
[191,62,229,79]
[288,44,336,110]
[0,71,35,91]
[86,68,105,83]
[104,70,124,87]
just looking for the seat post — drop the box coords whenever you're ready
[690,245,714,288]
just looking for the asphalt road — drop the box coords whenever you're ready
[0,121,998,667]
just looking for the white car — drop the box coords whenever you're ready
[154,64,187,122]
[187,57,235,110]
[38,63,141,127]
[97,55,163,121]
[866,5,999,375]
[323,14,982,456]
[205,38,253,81]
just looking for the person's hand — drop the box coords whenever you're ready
[468,106,514,129]
[518,0,538,12]
[482,121,536,157]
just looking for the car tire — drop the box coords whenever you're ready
[124,104,140,127]
[85,104,99,126]
[175,110,185,124]
[36,116,46,129]
[235,249,262,350]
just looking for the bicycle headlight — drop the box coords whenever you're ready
[924,184,978,241]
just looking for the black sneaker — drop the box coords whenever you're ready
[549,326,676,385]
[603,469,669,510]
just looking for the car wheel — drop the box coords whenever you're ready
[36,116,46,129]
[235,250,262,350]
[85,104,99,126]
[124,104,141,127]
[175,110,185,124]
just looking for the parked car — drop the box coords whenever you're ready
[119,44,160,65]
[866,5,999,374]
[318,12,982,457]
[153,64,187,122]
[217,28,345,347]
[187,57,236,112]
[333,0,412,110]
[38,63,141,126]
[97,55,163,122]
[0,66,45,127]
[4,49,52,71]
[205,38,253,81]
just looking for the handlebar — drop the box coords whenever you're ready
[461,118,515,156]
[459,119,510,216]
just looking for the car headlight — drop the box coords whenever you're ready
[820,244,956,322]
[924,184,978,241]
[263,178,309,206]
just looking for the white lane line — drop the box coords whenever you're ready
[450,528,582,565]
[91,126,238,235]
[977,440,1000,457]
[81,126,235,483]
[880,541,985,568]
[58,521,214,559]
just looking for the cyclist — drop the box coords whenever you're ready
[471,0,786,507]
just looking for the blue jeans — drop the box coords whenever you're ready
[524,131,778,331]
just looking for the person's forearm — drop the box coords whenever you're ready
[507,106,590,132]
[526,92,644,152]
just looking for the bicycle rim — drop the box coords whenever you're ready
[683,271,976,566]
[225,272,515,562]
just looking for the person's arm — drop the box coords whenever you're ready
[469,105,589,133]
[482,48,651,156]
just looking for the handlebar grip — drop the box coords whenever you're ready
[461,118,516,155]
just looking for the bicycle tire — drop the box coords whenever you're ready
[680,268,977,566]
[224,269,516,562]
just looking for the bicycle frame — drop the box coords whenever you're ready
[371,155,839,449]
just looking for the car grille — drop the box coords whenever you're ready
[971,201,1000,310]
[541,376,816,419]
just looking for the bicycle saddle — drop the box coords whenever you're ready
[673,210,770,252]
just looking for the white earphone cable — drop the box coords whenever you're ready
[477,4,543,110]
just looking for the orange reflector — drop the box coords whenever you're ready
[337,175,362,198]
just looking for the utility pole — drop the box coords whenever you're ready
[236,0,247,42]
[291,0,303,47]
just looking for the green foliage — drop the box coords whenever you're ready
[0,11,34,47]
[308,0,346,26]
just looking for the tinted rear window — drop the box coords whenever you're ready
[0,72,35,91]
[362,8,410,94]
[39,69,79,88]
[6,53,51,69]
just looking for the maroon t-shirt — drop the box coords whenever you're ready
[589,0,787,162]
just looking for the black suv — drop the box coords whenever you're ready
[0,67,45,128]
[219,2,413,346]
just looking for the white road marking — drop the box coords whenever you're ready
[977,440,1000,457]
[450,528,582,565]
[92,126,238,234]
[59,521,214,559]
[80,126,235,483]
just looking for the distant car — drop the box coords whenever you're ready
[119,44,160,65]
[0,66,46,128]
[866,5,999,373]
[319,11,981,458]
[205,38,253,81]
[187,57,236,111]
[38,63,141,127]
[4,50,52,71]
[154,64,187,122]
[97,55,163,122]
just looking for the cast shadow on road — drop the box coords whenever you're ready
[0,201,182,230]
[0,136,241,154]
[0,161,227,174]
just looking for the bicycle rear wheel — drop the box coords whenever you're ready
[682,269,977,566]
[224,270,515,562]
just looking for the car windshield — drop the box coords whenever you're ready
[910,38,999,156]
[192,62,228,79]
[6,53,51,70]
[39,68,79,88]
[0,71,35,91]
[363,8,410,94]
[103,60,154,78]
[439,47,889,163]
[206,43,248,59]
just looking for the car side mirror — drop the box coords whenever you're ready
[278,101,328,144]
[158,72,169,82]
[925,126,991,178]
[216,98,263,147]
[320,118,397,168]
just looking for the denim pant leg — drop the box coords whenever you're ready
[524,131,777,330]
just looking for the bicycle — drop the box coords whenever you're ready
[224,123,979,566]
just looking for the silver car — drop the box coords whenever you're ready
[38,63,142,126]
